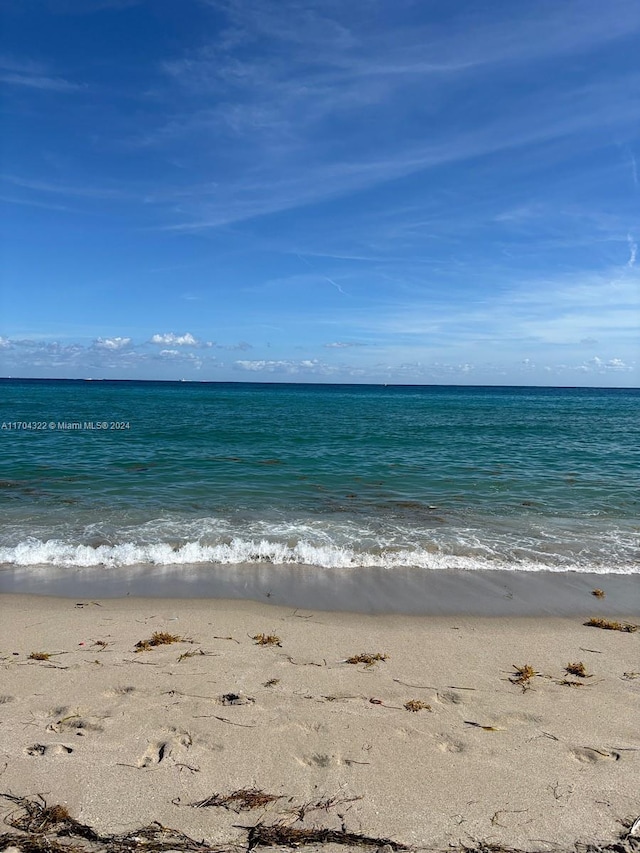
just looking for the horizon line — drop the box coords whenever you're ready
[1,376,637,391]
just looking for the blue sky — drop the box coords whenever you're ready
[1,0,639,385]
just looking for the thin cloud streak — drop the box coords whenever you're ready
[0,72,84,92]
[296,254,347,295]
[630,152,639,186]
[0,55,85,92]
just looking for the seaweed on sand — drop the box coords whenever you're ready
[184,788,281,811]
[0,794,226,853]
[404,700,432,712]
[1,793,99,841]
[345,653,388,667]
[242,822,409,851]
[2,792,638,853]
[177,648,216,662]
[252,633,281,646]
[285,794,363,822]
[106,823,225,852]
[585,618,638,633]
[134,631,184,652]
[565,662,589,678]
[509,664,538,692]
[0,832,72,853]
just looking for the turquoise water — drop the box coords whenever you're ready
[1,379,638,574]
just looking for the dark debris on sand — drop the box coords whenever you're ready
[242,823,409,850]
[1,794,639,853]
[182,788,281,812]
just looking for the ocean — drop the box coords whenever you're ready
[1,379,638,588]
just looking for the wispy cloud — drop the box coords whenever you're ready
[0,56,84,92]
[137,0,640,230]
[0,194,78,213]
[0,174,133,200]
[630,151,639,187]
[3,2,640,386]
[6,2,640,232]
[0,72,84,92]
[345,259,640,356]
[626,234,637,267]
[296,254,347,295]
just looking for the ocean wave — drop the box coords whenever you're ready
[0,536,636,573]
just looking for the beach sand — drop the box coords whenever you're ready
[0,593,638,851]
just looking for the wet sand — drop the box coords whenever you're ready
[1,564,638,616]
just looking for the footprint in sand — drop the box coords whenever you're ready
[26,743,73,757]
[436,736,466,753]
[137,740,173,767]
[136,728,192,768]
[102,685,136,698]
[297,751,365,768]
[571,746,621,763]
[393,724,425,742]
[436,690,464,706]
[496,711,543,725]
[0,696,14,705]
[48,715,104,736]
[298,752,340,768]
[294,721,329,735]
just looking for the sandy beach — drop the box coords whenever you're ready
[0,592,638,852]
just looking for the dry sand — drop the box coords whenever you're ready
[0,593,638,851]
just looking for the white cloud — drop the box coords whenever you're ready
[607,358,629,369]
[93,336,132,350]
[235,359,288,372]
[234,358,334,375]
[324,341,364,348]
[585,356,631,371]
[150,332,199,346]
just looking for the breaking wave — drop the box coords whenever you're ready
[0,535,636,574]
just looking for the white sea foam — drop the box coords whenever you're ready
[0,536,636,573]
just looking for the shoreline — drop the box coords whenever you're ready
[1,593,638,851]
[0,564,638,617]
